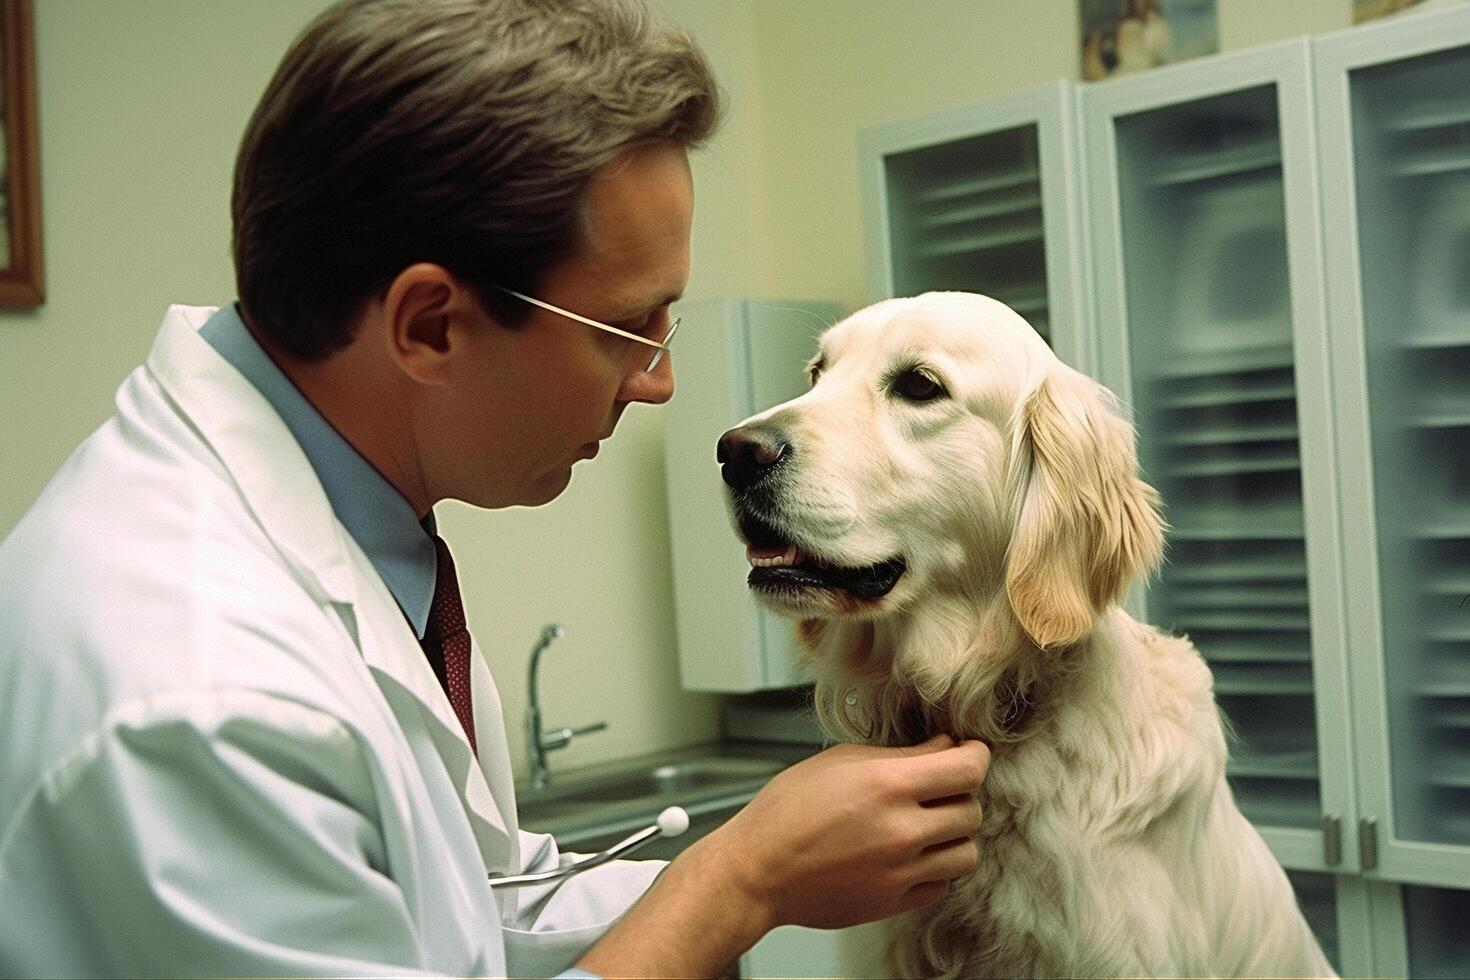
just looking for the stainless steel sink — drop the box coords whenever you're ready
[515,749,792,852]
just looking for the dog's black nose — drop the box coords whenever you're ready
[717,426,789,491]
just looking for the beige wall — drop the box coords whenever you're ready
[0,0,1396,778]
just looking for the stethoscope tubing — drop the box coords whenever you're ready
[488,806,687,889]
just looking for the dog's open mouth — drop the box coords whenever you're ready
[737,511,906,601]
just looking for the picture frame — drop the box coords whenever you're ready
[0,0,42,307]
[1080,0,1219,82]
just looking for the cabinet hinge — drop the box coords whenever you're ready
[1359,816,1379,871]
[1321,815,1341,866]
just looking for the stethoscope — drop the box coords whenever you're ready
[488,806,690,889]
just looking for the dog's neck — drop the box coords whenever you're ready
[803,590,1091,749]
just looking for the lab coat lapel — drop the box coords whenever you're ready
[344,544,515,873]
[146,305,514,872]
[145,305,355,607]
[470,639,521,837]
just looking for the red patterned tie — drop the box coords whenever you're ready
[426,535,477,756]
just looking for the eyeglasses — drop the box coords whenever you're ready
[492,285,680,373]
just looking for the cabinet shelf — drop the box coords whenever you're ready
[1391,152,1470,178]
[1166,423,1299,448]
[1167,585,1309,608]
[1202,639,1312,663]
[918,192,1043,228]
[1168,454,1302,479]
[1213,662,1315,696]
[999,292,1049,316]
[1426,574,1470,595]
[917,223,1044,257]
[1413,523,1470,541]
[1428,761,1470,790]
[1431,706,1470,729]
[1164,549,1306,582]
[1149,144,1281,186]
[1158,381,1297,410]
[1174,611,1312,632]
[1401,331,1470,351]
[1152,343,1296,381]
[1385,103,1470,131]
[1229,748,1319,780]
[1171,503,1307,530]
[1413,411,1470,429]
[914,169,1039,204]
[1168,524,1305,542]
[1417,659,1470,697]
[1231,785,1321,831]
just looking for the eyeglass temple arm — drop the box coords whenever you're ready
[495,286,668,351]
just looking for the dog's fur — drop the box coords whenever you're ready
[724,293,1335,978]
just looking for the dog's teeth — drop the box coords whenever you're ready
[748,543,799,567]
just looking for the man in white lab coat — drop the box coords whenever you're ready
[0,0,990,976]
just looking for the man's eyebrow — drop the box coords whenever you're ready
[613,291,684,322]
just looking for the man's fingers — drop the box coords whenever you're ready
[905,739,991,801]
[891,733,957,756]
[915,834,981,884]
[915,793,984,842]
[899,878,952,913]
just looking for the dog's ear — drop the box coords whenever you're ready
[1004,366,1164,649]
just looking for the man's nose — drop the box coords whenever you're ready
[717,425,790,490]
[619,357,675,406]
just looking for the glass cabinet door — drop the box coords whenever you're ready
[880,124,1050,340]
[858,82,1091,371]
[1112,84,1321,831]
[1317,7,1470,887]
[1349,41,1470,852]
[1084,41,1353,872]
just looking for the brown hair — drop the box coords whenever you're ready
[232,0,720,359]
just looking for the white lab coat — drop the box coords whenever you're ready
[0,305,662,977]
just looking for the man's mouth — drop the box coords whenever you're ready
[737,511,906,601]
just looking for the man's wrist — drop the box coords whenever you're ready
[574,829,775,977]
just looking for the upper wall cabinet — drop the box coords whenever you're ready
[1314,0,1470,921]
[663,299,838,693]
[858,81,1092,372]
[1081,38,1355,881]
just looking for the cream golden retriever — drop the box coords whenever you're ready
[717,292,1335,978]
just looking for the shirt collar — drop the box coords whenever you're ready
[200,303,437,638]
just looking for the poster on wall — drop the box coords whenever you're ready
[1353,0,1428,22]
[1079,0,1219,82]
[0,0,41,307]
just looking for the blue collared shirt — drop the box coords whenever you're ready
[200,302,438,639]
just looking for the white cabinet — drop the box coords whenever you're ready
[858,80,1093,374]
[1083,28,1356,874]
[663,299,839,692]
[1315,7,1470,977]
[856,6,1470,976]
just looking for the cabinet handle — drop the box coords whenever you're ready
[1321,815,1341,866]
[1359,816,1378,871]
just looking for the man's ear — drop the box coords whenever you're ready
[1003,366,1165,649]
[381,263,478,383]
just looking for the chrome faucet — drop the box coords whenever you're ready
[526,623,607,790]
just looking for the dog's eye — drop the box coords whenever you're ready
[891,368,946,403]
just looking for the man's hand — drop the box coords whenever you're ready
[575,735,990,978]
[704,734,990,931]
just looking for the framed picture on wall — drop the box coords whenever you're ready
[1080,0,1219,82]
[0,0,41,307]
[1353,0,1428,23]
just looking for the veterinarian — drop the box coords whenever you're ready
[0,1,990,976]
